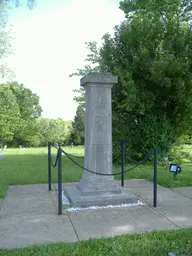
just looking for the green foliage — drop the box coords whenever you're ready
[167,143,192,165]
[70,42,102,108]
[8,82,42,119]
[1,0,35,9]
[70,42,101,78]
[71,105,85,145]
[72,0,192,158]
[13,119,40,147]
[101,0,192,157]
[0,81,73,146]
[0,0,36,78]
[0,81,42,146]
[119,0,192,21]
[37,118,72,146]
[0,85,20,141]
[0,6,14,80]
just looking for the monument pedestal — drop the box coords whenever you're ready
[64,183,137,207]
[64,73,137,207]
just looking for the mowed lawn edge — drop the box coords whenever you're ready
[0,228,192,256]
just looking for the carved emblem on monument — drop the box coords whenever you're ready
[98,94,106,109]
[92,91,107,116]
[95,116,107,138]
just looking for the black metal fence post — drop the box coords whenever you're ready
[121,140,125,187]
[153,147,158,207]
[48,142,51,191]
[58,147,62,215]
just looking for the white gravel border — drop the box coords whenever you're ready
[62,191,145,212]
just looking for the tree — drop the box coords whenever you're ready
[0,0,35,9]
[54,119,72,145]
[10,82,42,146]
[0,85,20,142]
[0,0,36,80]
[37,118,72,146]
[71,105,85,146]
[0,81,42,146]
[8,82,42,119]
[0,5,14,80]
[71,0,192,157]
[69,42,102,109]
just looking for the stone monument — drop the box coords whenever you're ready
[64,72,137,207]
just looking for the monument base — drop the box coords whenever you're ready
[63,184,138,207]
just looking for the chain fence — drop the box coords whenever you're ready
[47,141,158,215]
[61,148,152,176]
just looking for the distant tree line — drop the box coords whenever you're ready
[0,81,84,148]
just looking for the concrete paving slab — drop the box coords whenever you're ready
[157,203,192,228]
[1,181,192,250]
[0,214,78,249]
[8,184,48,194]
[0,185,57,218]
[116,179,153,188]
[68,206,178,241]
[172,187,192,199]
[0,184,78,249]
[126,183,192,229]
[123,184,167,205]
[0,199,3,210]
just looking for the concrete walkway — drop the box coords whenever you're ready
[0,180,192,249]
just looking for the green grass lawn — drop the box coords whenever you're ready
[0,146,84,198]
[0,228,192,256]
[0,146,192,198]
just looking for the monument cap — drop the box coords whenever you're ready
[80,72,118,87]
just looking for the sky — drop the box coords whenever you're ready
[3,0,125,120]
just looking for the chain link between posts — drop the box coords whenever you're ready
[61,148,152,176]
[51,150,59,168]
[50,142,152,176]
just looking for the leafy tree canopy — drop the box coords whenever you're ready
[71,0,192,157]
[0,84,20,141]
[71,105,85,146]
[0,0,36,79]
[8,81,42,119]
[0,81,42,145]
[36,118,72,146]
[0,5,14,80]
[0,0,35,9]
